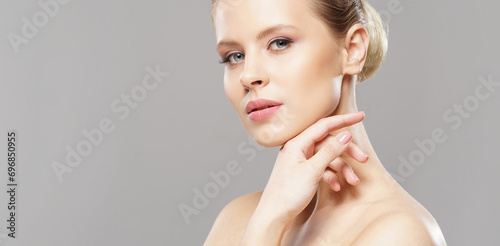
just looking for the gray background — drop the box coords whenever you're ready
[0,0,499,245]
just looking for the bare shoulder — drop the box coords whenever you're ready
[352,208,447,246]
[204,191,263,246]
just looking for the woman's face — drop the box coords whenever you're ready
[214,0,346,147]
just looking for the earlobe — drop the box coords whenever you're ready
[342,24,369,76]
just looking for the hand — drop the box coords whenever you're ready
[253,111,369,228]
[314,127,369,192]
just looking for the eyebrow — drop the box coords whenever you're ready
[216,24,298,51]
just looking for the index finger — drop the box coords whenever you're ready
[286,111,365,153]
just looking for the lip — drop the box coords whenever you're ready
[246,98,283,121]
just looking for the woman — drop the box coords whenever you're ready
[205,0,447,245]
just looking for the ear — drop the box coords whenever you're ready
[341,24,369,76]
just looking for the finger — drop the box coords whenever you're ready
[285,111,365,153]
[328,157,360,186]
[322,168,341,192]
[344,143,369,163]
[306,131,352,176]
[343,166,360,186]
[328,156,348,171]
[314,138,369,163]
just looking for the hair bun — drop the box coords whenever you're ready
[359,0,388,82]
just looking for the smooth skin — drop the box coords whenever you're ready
[206,0,447,245]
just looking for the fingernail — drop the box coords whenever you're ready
[353,173,360,183]
[337,131,351,145]
[363,152,369,159]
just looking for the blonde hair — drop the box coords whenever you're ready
[211,0,388,82]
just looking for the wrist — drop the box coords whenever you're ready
[249,211,290,230]
[252,203,294,228]
[239,205,294,245]
[241,213,291,246]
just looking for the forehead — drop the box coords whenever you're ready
[214,0,323,44]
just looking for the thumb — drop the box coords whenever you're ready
[306,131,352,176]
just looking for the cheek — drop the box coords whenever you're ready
[278,48,341,118]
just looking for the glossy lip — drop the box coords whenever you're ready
[247,105,282,121]
[246,98,283,114]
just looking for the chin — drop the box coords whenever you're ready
[253,138,284,148]
[248,129,292,148]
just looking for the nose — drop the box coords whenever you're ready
[239,54,269,90]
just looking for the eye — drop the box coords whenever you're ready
[219,52,245,65]
[218,38,294,67]
[269,38,293,51]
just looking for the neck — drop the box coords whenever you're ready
[294,75,400,224]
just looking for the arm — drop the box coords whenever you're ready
[239,207,291,246]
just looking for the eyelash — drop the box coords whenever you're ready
[219,38,294,66]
